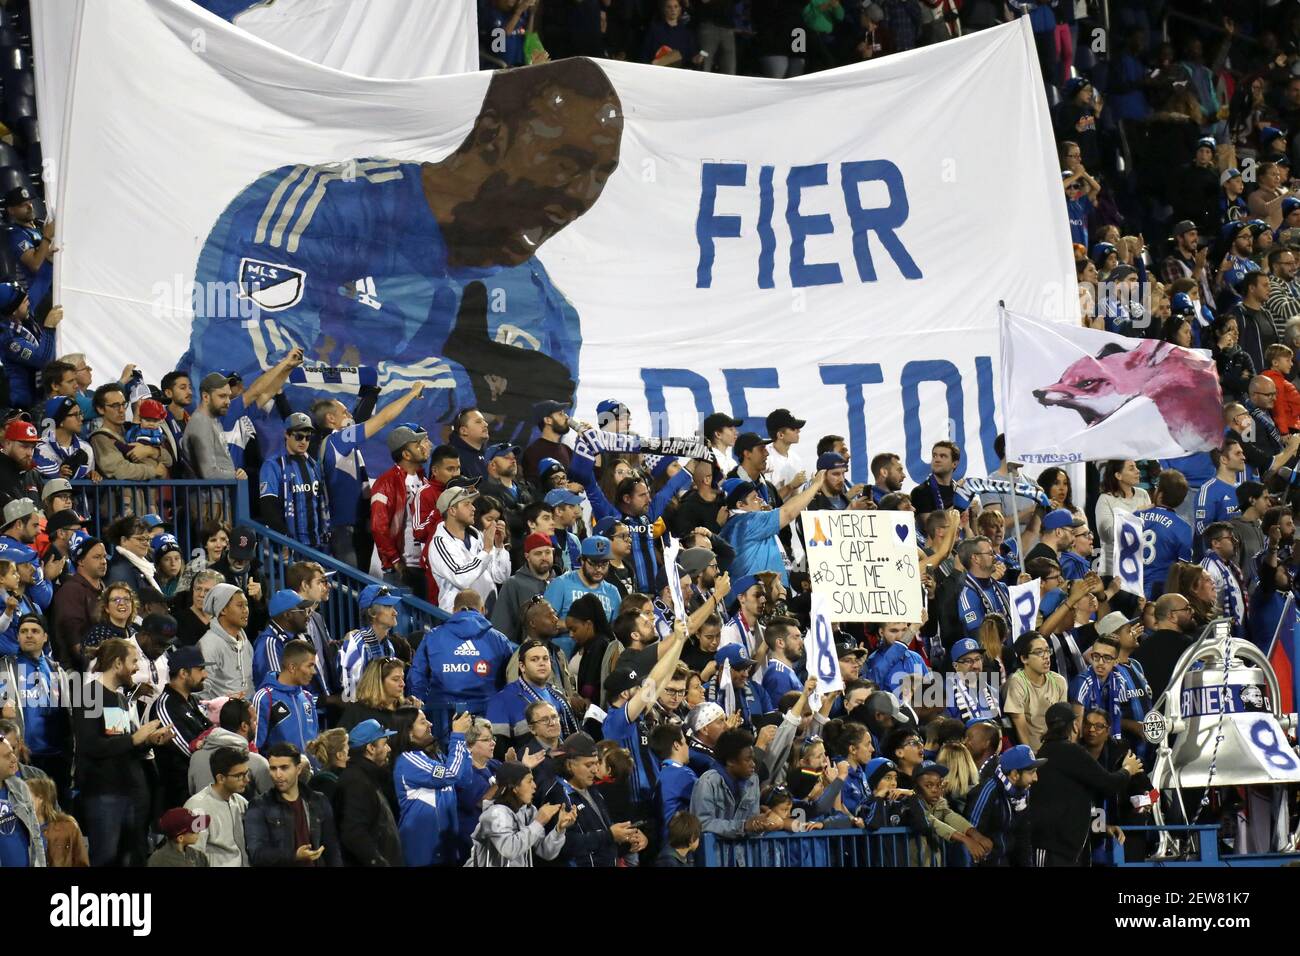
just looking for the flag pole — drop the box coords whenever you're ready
[998,301,1025,572]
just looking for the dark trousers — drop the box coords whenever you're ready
[82,790,150,867]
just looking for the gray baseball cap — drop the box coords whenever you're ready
[386,423,427,454]
[2,498,39,526]
[40,478,73,501]
[285,412,313,434]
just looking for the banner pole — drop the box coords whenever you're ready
[998,301,1025,569]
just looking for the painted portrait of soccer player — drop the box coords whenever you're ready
[185,58,624,449]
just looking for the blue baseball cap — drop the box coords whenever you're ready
[533,400,568,423]
[1262,125,1286,145]
[0,540,38,564]
[1284,198,1300,221]
[1041,508,1074,532]
[544,488,583,508]
[714,644,756,670]
[0,281,26,317]
[538,457,567,480]
[865,757,898,790]
[580,535,612,560]
[1196,136,1216,151]
[43,396,79,426]
[141,513,167,529]
[1089,242,1117,265]
[1170,292,1195,317]
[1000,744,1047,773]
[726,573,762,611]
[268,588,312,618]
[1063,76,1090,98]
[484,442,519,463]
[914,759,949,780]
[951,638,983,661]
[169,645,207,671]
[593,516,622,538]
[722,478,759,508]
[1221,167,1243,186]
[348,718,397,749]
[817,451,847,471]
[596,399,630,428]
[358,584,401,611]
[648,455,677,479]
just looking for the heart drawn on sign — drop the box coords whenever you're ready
[894,524,909,543]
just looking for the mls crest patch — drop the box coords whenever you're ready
[238,257,305,311]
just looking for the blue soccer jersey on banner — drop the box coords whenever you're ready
[1135,506,1193,597]
[187,159,582,463]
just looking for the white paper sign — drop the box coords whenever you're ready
[1008,579,1042,638]
[808,592,845,703]
[1113,511,1145,597]
[661,533,688,624]
[801,510,923,623]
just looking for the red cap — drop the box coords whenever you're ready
[4,420,38,443]
[138,399,166,421]
[524,532,553,554]
[158,807,209,839]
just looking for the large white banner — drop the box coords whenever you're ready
[56,2,1073,476]
[33,0,477,212]
[1001,308,1224,466]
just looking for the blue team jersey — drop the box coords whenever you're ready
[321,425,366,528]
[1058,550,1091,580]
[958,576,1011,637]
[259,454,330,549]
[186,159,583,466]
[1135,506,1193,597]
[8,222,51,304]
[761,659,802,703]
[1194,478,1239,549]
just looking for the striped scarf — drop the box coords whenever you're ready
[275,455,331,549]
[513,678,578,737]
[1075,668,1125,740]
[995,764,1030,812]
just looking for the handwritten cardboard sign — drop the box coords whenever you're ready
[801,510,923,623]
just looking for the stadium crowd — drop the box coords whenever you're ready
[2,0,1300,870]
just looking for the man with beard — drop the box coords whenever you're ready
[1130,593,1198,705]
[370,423,431,597]
[760,616,805,702]
[909,441,968,517]
[147,646,213,809]
[74,638,170,866]
[4,186,55,309]
[480,442,536,540]
[188,59,624,457]
[869,452,904,504]
[523,400,575,484]
[493,533,556,642]
[809,451,871,511]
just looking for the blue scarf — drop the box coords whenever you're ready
[928,473,970,511]
[995,764,1030,812]
[513,677,579,737]
[1075,667,1125,740]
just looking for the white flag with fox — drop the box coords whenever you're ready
[1000,309,1224,465]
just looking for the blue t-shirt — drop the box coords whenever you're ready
[1135,506,1193,597]
[543,571,621,625]
[1066,195,1093,246]
[321,424,367,528]
[186,159,583,468]
[719,508,786,584]
[0,784,30,867]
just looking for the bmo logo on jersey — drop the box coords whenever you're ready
[474,660,490,677]
[443,663,471,673]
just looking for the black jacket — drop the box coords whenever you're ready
[1030,738,1132,861]
[0,453,38,509]
[333,757,403,867]
[1130,628,1193,706]
[245,786,342,867]
[542,778,619,867]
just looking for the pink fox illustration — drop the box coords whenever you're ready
[1032,340,1223,451]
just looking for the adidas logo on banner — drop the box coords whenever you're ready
[454,640,479,657]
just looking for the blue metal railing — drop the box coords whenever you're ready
[69,477,449,637]
[697,828,945,867]
[251,523,449,640]
[71,478,238,561]
[1109,825,1300,867]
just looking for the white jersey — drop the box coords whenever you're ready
[425,523,511,613]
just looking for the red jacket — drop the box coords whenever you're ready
[369,465,429,570]
[1263,369,1300,434]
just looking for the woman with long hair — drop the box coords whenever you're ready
[1160,314,1194,347]
[305,728,350,802]
[25,775,88,867]
[340,657,408,731]
[465,762,572,867]
[977,613,1015,679]
[177,521,230,593]
[1168,561,1217,628]
[935,739,980,816]
[392,706,474,867]
[823,719,874,818]
[566,594,620,707]
[83,582,139,652]
[1037,466,1075,511]
[1095,460,1151,578]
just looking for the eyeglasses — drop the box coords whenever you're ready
[661,686,686,699]
[612,533,633,541]
[110,596,132,604]
[1092,653,1118,664]
[103,401,127,410]
[287,431,312,441]
[222,770,249,780]
[530,713,561,725]
[1027,649,1053,658]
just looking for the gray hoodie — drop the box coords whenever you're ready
[465,804,565,867]
[189,727,272,798]
[197,622,253,701]
[185,785,249,867]
[491,567,551,642]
